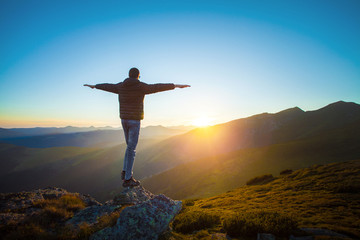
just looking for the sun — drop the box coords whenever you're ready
[192,117,213,127]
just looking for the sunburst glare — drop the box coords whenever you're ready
[192,117,213,127]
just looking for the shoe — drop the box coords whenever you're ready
[122,177,141,187]
[121,171,125,181]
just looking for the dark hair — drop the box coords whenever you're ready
[129,67,140,78]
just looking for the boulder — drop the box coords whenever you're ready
[67,205,121,227]
[289,235,313,240]
[257,233,276,240]
[300,228,349,238]
[90,194,182,240]
[111,186,154,205]
[1,186,182,240]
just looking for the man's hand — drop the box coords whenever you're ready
[84,84,95,89]
[175,84,191,88]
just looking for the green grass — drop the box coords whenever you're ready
[59,208,125,240]
[0,194,128,240]
[172,211,220,234]
[223,211,297,238]
[1,194,85,239]
[169,159,360,239]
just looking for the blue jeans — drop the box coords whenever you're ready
[121,119,140,180]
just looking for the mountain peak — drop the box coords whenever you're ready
[319,100,360,111]
[309,101,360,121]
[276,106,304,115]
[273,106,305,123]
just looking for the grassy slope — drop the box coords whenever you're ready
[173,159,360,239]
[143,120,360,199]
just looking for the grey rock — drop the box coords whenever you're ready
[90,194,182,240]
[290,235,313,240]
[1,186,182,240]
[301,228,349,238]
[34,187,101,206]
[112,185,154,205]
[37,187,71,199]
[25,207,42,215]
[0,213,26,225]
[67,205,121,227]
[77,194,102,206]
[104,199,115,205]
[0,187,101,226]
[257,233,276,240]
[0,187,100,212]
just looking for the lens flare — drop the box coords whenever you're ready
[192,117,213,127]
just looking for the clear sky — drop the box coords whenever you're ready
[1,0,359,128]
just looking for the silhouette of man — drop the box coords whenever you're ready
[84,68,190,187]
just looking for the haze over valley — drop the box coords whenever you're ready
[1,101,360,202]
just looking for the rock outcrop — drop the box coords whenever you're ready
[90,186,182,240]
[109,185,155,205]
[0,187,100,210]
[0,187,100,227]
[67,205,121,227]
[0,186,181,240]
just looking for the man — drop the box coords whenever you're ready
[84,67,190,187]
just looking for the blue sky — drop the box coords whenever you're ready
[1,0,359,127]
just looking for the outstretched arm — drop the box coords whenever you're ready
[175,84,191,88]
[143,83,190,94]
[83,83,119,94]
[84,84,95,89]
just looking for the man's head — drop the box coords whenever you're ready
[129,67,140,79]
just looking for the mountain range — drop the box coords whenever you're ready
[0,100,359,202]
[0,125,193,148]
[135,101,360,179]
[0,126,111,138]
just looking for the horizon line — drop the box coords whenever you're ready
[1,100,357,129]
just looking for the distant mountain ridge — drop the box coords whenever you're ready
[0,126,106,138]
[135,101,360,178]
[1,100,359,202]
[0,140,157,202]
[141,101,360,199]
[143,118,360,199]
[0,125,193,148]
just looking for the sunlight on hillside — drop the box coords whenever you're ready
[190,126,219,146]
[169,160,360,239]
